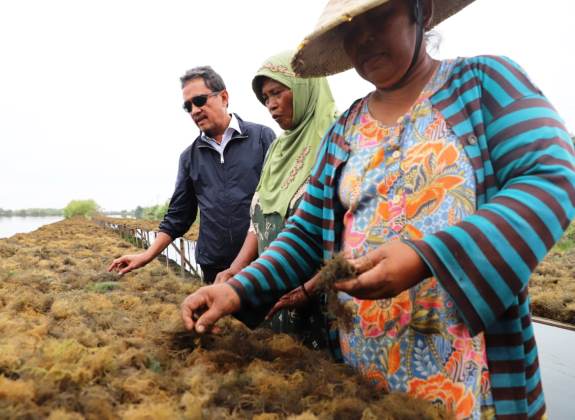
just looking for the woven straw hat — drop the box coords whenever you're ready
[292,0,474,77]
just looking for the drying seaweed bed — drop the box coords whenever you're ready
[0,218,449,419]
[529,223,575,324]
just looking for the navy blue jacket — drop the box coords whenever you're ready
[159,115,275,267]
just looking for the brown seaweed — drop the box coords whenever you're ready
[315,253,358,330]
[0,218,455,419]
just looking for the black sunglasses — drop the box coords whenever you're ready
[182,91,221,113]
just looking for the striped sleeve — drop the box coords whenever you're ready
[227,126,336,307]
[407,59,575,336]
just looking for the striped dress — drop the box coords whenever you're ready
[228,55,575,419]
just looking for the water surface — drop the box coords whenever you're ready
[0,216,63,239]
[534,322,575,420]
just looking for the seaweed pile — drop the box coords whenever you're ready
[530,249,575,324]
[0,218,448,419]
[96,216,575,325]
[315,254,357,331]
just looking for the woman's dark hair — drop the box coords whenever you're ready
[180,66,226,91]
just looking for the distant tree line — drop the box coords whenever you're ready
[0,198,174,221]
[0,208,64,217]
[133,201,170,221]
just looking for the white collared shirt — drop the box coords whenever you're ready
[200,114,241,163]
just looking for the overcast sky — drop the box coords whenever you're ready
[1,0,573,211]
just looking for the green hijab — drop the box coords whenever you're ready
[252,51,338,217]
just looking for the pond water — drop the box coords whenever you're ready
[533,322,575,420]
[0,216,63,239]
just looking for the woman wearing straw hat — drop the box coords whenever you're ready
[214,51,338,351]
[181,1,575,417]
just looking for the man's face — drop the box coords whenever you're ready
[182,78,229,137]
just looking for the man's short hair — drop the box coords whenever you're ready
[180,66,226,91]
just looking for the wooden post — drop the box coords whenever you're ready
[165,242,170,272]
[180,238,186,277]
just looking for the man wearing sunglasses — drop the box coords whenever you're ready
[109,66,275,283]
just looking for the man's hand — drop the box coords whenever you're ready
[214,267,238,284]
[334,240,431,299]
[181,283,241,333]
[107,253,150,276]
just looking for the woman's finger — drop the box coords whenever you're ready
[350,254,377,274]
[181,303,196,331]
[181,292,208,331]
[349,246,388,275]
[195,306,224,333]
[265,300,284,320]
[334,266,395,300]
[214,272,227,284]
[334,276,372,296]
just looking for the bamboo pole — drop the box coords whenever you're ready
[180,238,186,277]
[533,316,575,332]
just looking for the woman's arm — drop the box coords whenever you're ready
[407,57,575,335]
[180,137,332,332]
[226,138,334,307]
[214,232,259,283]
[180,112,349,332]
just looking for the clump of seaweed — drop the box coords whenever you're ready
[315,253,358,330]
[316,253,358,290]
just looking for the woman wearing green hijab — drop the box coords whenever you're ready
[215,51,338,349]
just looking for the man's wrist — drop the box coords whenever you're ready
[142,249,156,264]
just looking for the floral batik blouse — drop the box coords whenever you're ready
[337,60,494,419]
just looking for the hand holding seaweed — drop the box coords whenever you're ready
[315,253,359,330]
[316,253,358,291]
[334,240,431,300]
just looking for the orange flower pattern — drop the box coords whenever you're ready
[356,291,412,338]
[408,374,475,418]
[337,60,493,419]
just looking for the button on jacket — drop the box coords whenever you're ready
[159,114,276,267]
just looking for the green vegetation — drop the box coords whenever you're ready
[553,222,575,253]
[63,200,100,219]
[134,201,170,221]
[88,282,120,293]
[0,208,63,217]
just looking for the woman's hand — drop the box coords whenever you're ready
[214,267,238,284]
[265,272,321,319]
[334,240,431,299]
[214,232,258,284]
[181,283,241,333]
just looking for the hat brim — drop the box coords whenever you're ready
[292,0,475,77]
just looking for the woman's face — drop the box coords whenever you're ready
[261,78,294,130]
[343,0,421,88]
